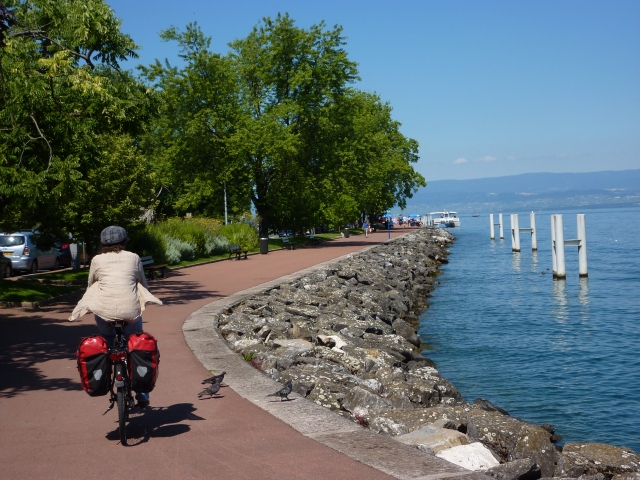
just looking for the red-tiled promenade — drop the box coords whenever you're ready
[0,229,412,480]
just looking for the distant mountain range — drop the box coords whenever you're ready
[400,169,640,214]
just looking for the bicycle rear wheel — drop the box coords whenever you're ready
[117,387,128,445]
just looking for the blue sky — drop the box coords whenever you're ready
[106,0,639,181]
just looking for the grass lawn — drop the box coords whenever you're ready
[0,281,81,302]
[29,269,90,282]
[3,232,350,302]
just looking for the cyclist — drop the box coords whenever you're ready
[69,226,162,407]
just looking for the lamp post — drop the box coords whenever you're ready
[224,181,228,225]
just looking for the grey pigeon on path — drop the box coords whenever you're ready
[198,378,221,398]
[267,380,292,402]
[202,371,226,386]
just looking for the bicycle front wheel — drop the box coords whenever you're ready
[117,387,128,445]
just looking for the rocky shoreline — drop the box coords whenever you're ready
[213,227,640,480]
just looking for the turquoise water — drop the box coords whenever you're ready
[419,207,640,452]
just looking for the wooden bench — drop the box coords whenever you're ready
[140,256,167,280]
[282,237,295,250]
[308,233,320,246]
[229,243,248,260]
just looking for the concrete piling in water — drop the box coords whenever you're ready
[490,214,495,239]
[552,214,567,279]
[490,213,504,240]
[577,214,588,277]
[530,213,537,251]
[552,214,588,279]
[510,214,521,252]
[511,213,537,252]
[551,215,557,277]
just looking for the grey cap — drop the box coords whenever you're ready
[100,226,127,245]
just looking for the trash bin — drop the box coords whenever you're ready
[259,238,269,254]
[342,228,350,238]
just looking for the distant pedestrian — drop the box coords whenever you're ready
[363,220,369,237]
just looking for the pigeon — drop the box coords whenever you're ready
[267,380,292,402]
[198,378,221,398]
[202,371,226,386]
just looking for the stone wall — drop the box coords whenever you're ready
[212,227,639,480]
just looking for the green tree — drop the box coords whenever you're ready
[227,13,358,236]
[0,0,157,249]
[139,23,251,220]
[142,15,425,235]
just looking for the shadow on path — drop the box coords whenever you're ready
[0,310,94,398]
[105,403,205,446]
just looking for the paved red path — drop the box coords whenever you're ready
[0,229,414,480]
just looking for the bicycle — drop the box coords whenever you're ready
[102,321,135,445]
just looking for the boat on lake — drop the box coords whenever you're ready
[430,211,461,227]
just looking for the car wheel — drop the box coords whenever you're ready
[30,260,38,274]
[53,257,61,269]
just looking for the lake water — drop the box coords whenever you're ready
[418,207,640,453]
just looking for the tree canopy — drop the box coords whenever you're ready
[1,4,424,244]
[0,0,157,248]
[142,15,425,236]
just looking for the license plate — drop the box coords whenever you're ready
[2,251,12,257]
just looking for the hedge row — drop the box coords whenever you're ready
[128,218,258,265]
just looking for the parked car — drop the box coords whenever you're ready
[0,231,61,274]
[0,255,11,278]
[55,241,72,268]
[278,230,293,237]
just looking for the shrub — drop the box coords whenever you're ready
[204,234,228,255]
[219,223,258,251]
[164,235,196,265]
[127,225,167,264]
[152,217,223,257]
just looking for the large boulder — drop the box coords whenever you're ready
[363,405,471,433]
[486,458,541,480]
[436,442,501,471]
[392,318,420,347]
[395,425,470,454]
[342,386,393,413]
[555,443,640,478]
[466,409,557,477]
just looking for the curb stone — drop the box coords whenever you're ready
[183,236,489,480]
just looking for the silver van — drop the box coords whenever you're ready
[0,231,60,274]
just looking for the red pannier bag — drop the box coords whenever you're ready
[128,332,160,393]
[76,336,111,396]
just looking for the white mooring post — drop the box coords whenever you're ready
[553,214,566,279]
[511,213,537,252]
[490,214,495,239]
[490,214,504,240]
[551,214,588,279]
[551,215,557,276]
[577,214,588,277]
[510,214,521,252]
[530,213,537,251]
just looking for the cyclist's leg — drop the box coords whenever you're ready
[94,315,116,346]
[122,316,143,339]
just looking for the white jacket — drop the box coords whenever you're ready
[69,251,162,323]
